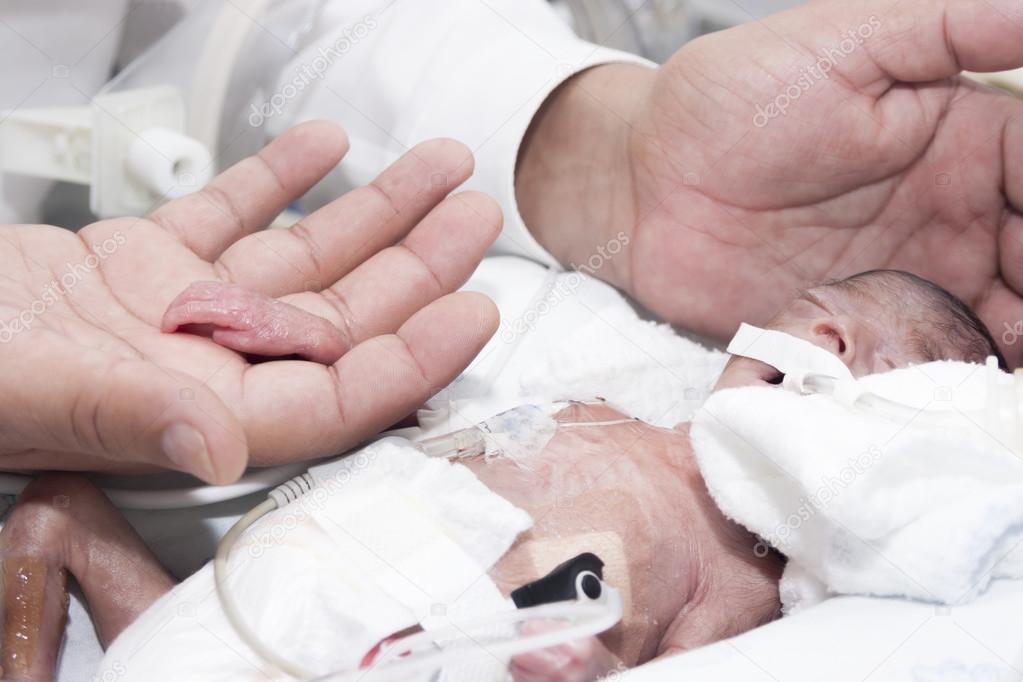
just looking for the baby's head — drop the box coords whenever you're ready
[716,270,1004,390]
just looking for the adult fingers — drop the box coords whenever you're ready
[759,0,1023,93]
[149,121,349,261]
[281,191,502,344]
[214,138,475,297]
[238,292,498,465]
[0,336,248,483]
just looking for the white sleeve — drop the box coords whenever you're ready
[271,0,653,268]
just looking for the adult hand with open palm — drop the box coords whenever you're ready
[0,121,501,483]
[521,0,1023,364]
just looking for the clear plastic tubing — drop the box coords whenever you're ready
[803,357,1022,452]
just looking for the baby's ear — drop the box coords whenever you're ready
[810,314,858,363]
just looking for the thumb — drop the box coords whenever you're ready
[0,337,247,483]
[740,0,1023,91]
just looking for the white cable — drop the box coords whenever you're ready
[558,418,638,428]
[341,591,623,682]
[802,373,947,424]
[213,494,316,679]
[0,461,310,510]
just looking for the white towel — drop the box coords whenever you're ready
[423,259,727,435]
[100,440,532,681]
[689,360,1023,612]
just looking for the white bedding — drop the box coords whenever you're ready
[626,580,1023,681]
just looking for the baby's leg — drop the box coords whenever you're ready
[0,475,175,681]
[162,281,349,364]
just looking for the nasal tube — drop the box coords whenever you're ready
[727,324,1023,451]
[794,359,1023,451]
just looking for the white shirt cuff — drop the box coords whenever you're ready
[283,0,654,269]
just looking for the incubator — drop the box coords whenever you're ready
[416,401,635,463]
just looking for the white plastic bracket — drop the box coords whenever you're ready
[0,86,212,218]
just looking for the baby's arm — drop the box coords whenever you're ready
[0,475,175,681]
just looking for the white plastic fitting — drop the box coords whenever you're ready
[0,86,213,217]
[126,127,212,200]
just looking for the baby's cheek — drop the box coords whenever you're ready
[161,281,350,364]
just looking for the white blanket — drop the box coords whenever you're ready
[99,439,531,681]
[690,360,1023,612]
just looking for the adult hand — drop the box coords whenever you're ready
[518,0,1023,364]
[0,121,501,483]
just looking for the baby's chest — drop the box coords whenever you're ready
[488,464,687,664]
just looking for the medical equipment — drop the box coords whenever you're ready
[344,553,618,682]
[726,323,1020,451]
[0,403,624,515]
[213,443,623,681]
[418,401,637,462]
[0,0,325,218]
[417,404,559,462]
[510,552,607,607]
[0,461,314,510]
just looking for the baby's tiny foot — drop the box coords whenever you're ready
[162,281,350,364]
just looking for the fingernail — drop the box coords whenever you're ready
[161,422,215,482]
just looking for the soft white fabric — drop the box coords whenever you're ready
[689,360,1023,613]
[99,439,531,681]
[421,258,727,435]
[624,579,1023,682]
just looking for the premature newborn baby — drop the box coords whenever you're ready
[0,270,1003,682]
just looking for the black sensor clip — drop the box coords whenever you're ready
[511,552,605,609]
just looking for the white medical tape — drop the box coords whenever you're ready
[727,323,855,384]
